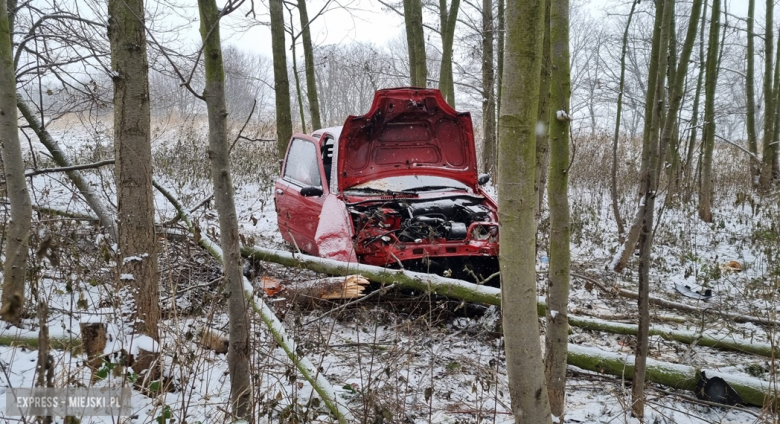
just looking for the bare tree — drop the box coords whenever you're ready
[633,0,673,416]
[0,0,32,325]
[759,0,776,189]
[496,0,504,124]
[197,0,253,418]
[438,0,460,106]
[480,0,496,175]
[611,0,667,273]
[108,0,160,337]
[498,0,552,420]
[699,0,720,221]
[610,0,637,237]
[403,0,427,86]
[271,0,293,159]
[544,0,570,416]
[745,0,759,181]
[535,0,551,222]
[298,0,321,130]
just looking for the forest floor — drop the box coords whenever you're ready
[0,120,778,423]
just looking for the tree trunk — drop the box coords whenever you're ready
[496,0,504,134]
[481,0,496,176]
[632,0,672,417]
[298,0,321,130]
[108,0,159,338]
[609,1,636,237]
[683,0,707,200]
[16,100,117,241]
[661,0,704,198]
[289,14,307,134]
[544,0,570,416]
[535,0,551,224]
[271,0,293,160]
[662,11,679,198]
[746,0,759,182]
[155,182,351,423]
[403,0,427,87]
[758,0,775,190]
[610,0,666,273]
[239,245,780,358]
[568,344,776,408]
[698,0,720,221]
[438,0,460,107]
[771,19,780,179]
[0,0,32,326]
[498,0,552,420]
[196,2,252,419]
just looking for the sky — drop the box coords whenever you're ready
[199,0,757,60]
[169,0,407,59]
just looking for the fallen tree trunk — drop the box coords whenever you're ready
[240,246,504,306]
[241,246,779,359]
[18,98,118,241]
[568,344,777,408]
[0,333,79,351]
[568,315,778,359]
[154,182,352,423]
[571,272,780,327]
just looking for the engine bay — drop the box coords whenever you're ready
[349,196,497,246]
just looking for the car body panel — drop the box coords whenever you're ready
[314,194,358,262]
[337,88,478,192]
[274,88,500,284]
[274,135,329,255]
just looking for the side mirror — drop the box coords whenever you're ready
[300,186,323,197]
[478,173,490,186]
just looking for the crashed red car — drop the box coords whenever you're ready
[274,88,499,284]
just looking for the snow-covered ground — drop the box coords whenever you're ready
[1,118,778,423]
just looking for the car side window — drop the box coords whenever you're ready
[283,139,322,187]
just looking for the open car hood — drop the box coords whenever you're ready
[337,88,478,192]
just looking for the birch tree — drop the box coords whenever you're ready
[0,0,32,325]
[108,0,160,337]
[197,0,252,418]
[498,0,552,420]
[544,0,570,416]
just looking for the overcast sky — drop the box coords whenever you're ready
[168,0,761,61]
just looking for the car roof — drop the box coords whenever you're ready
[311,126,343,140]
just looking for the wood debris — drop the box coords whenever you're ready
[719,260,742,272]
[262,274,371,302]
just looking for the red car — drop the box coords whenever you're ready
[274,88,499,284]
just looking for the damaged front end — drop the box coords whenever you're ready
[347,194,500,285]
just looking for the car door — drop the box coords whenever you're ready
[274,135,328,254]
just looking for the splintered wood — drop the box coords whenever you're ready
[318,275,370,299]
[261,274,370,300]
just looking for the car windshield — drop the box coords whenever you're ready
[346,175,470,194]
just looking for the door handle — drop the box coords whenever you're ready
[275,189,284,195]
